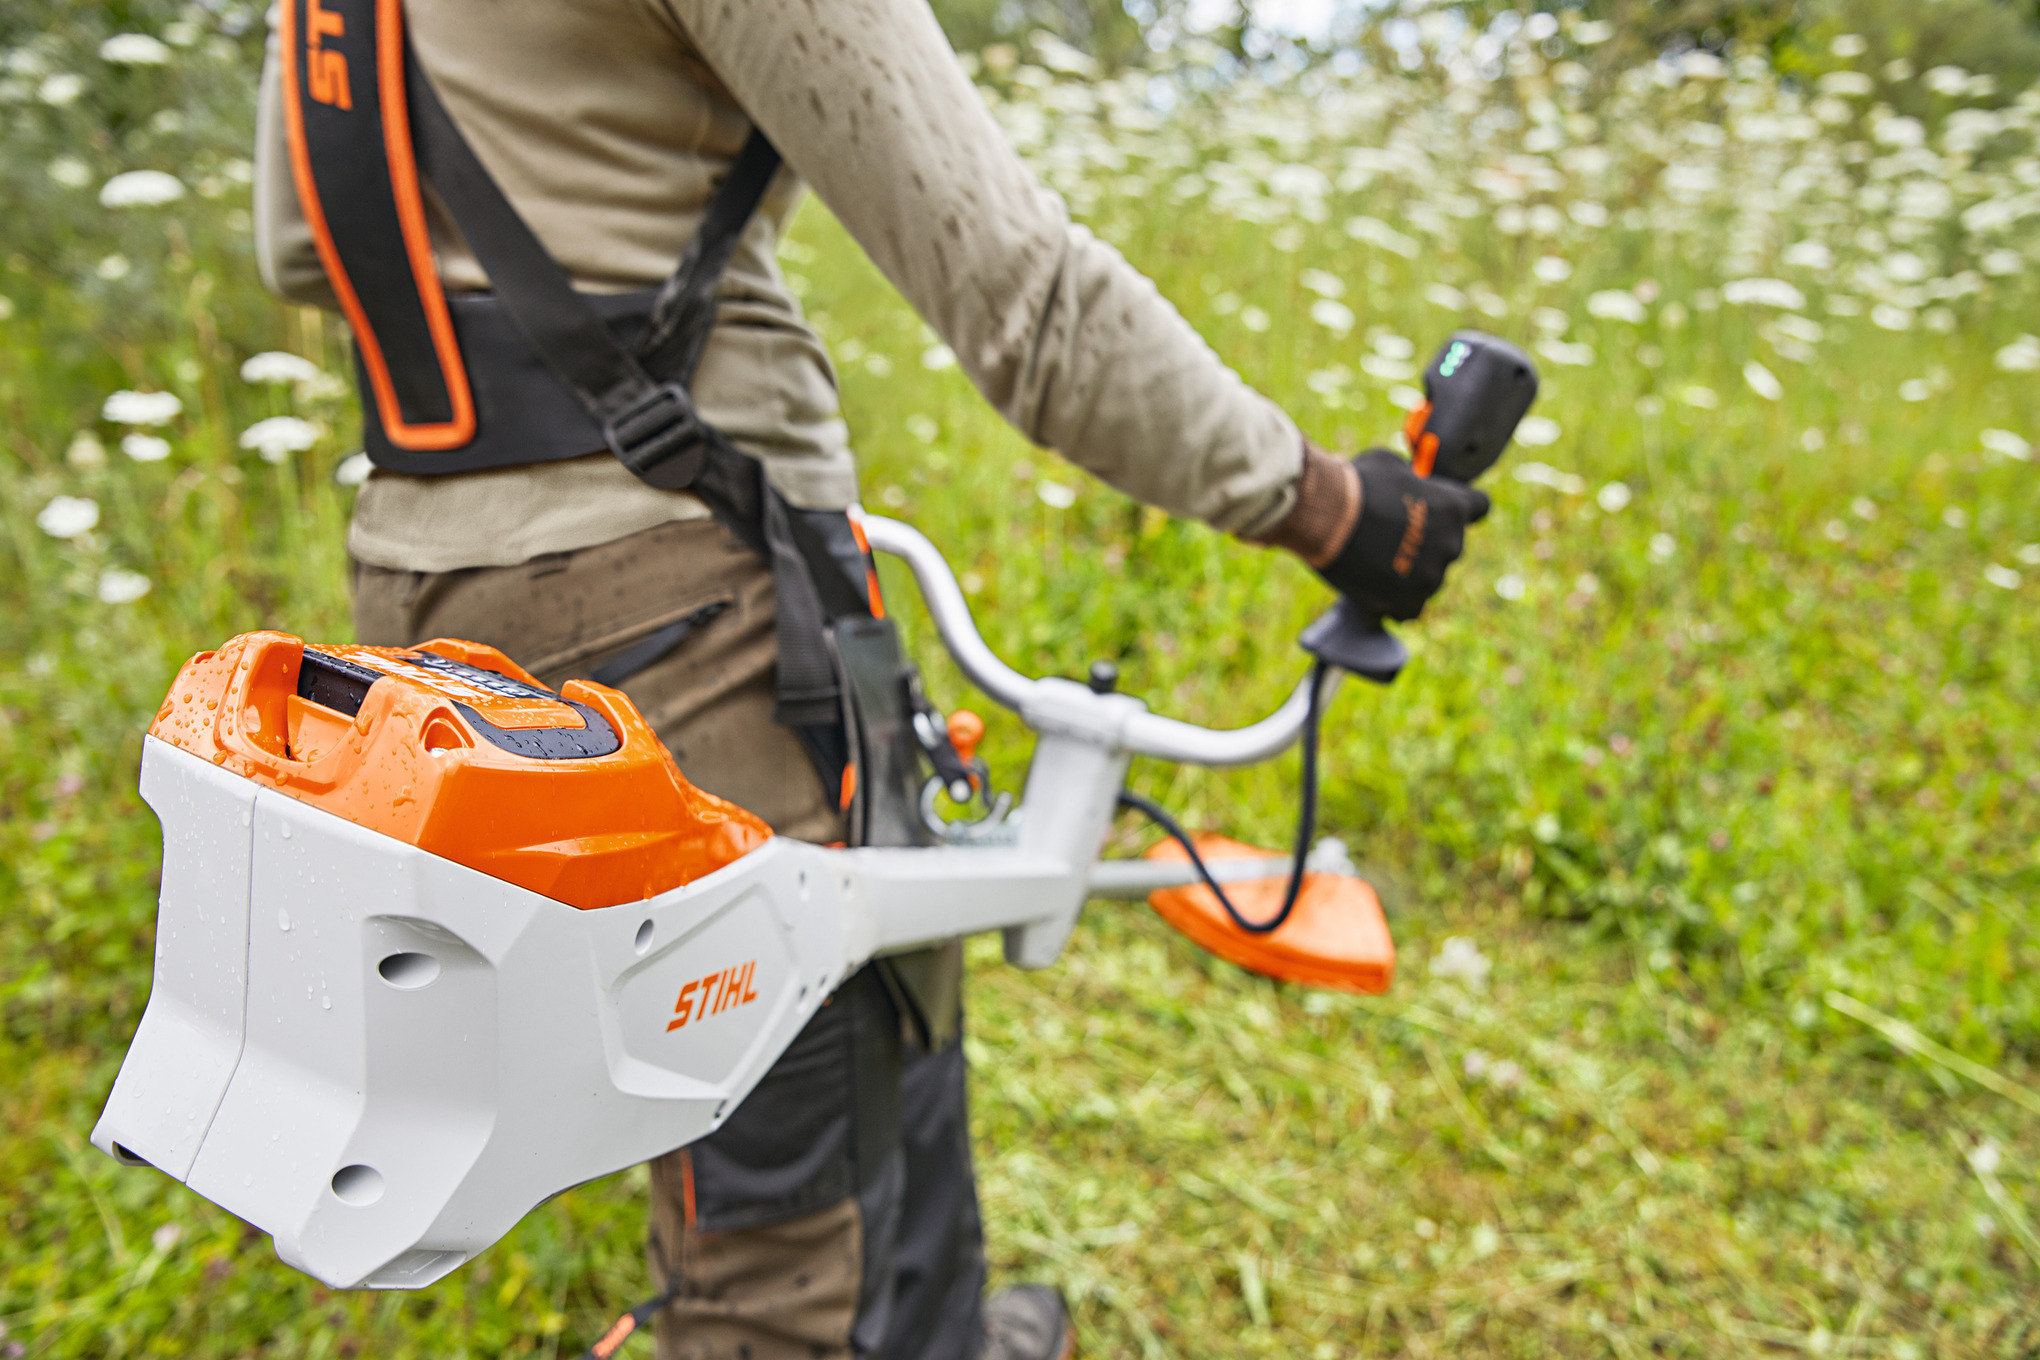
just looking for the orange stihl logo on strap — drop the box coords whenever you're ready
[305,0,351,109]
[667,961,760,1032]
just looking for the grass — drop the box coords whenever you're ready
[4,9,2040,1357]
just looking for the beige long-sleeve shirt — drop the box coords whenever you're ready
[255,0,1302,572]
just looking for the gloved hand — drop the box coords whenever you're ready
[1250,441,1490,623]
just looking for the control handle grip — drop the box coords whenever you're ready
[1308,330,1538,684]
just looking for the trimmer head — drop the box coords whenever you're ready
[1145,835,1394,994]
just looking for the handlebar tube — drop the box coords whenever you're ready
[858,514,1337,767]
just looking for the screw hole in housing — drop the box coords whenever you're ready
[377,952,441,990]
[331,1164,385,1205]
[634,919,655,955]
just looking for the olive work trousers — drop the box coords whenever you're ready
[352,517,986,1360]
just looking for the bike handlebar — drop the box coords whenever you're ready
[859,514,1334,769]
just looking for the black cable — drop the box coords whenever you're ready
[1116,658,1327,935]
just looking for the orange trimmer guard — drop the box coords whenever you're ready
[1146,835,1394,994]
[148,631,770,909]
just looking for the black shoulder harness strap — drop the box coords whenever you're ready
[282,0,886,783]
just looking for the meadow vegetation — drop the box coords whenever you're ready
[3,3,2038,1355]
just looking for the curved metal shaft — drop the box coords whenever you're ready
[858,514,1332,767]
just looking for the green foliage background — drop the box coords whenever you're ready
[4,1,2040,1355]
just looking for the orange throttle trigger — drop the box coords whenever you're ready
[946,710,984,765]
[1402,399,1440,478]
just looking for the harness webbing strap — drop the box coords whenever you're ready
[639,132,787,387]
[280,0,474,450]
[388,26,863,733]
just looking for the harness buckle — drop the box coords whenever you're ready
[601,382,709,489]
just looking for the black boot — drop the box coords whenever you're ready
[979,1285,1073,1360]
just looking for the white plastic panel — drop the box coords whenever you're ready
[91,739,257,1180]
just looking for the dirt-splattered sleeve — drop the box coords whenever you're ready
[658,0,1300,534]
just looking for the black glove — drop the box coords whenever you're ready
[1315,449,1490,622]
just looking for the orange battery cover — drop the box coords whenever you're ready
[1146,835,1394,994]
[148,632,770,909]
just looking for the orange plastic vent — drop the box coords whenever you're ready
[148,631,769,909]
[1145,835,1394,994]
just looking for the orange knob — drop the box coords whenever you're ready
[946,709,984,765]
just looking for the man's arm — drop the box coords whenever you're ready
[659,0,1303,537]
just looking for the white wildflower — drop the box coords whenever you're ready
[96,255,131,281]
[1309,299,1355,335]
[1430,936,1492,989]
[66,433,107,469]
[1494,572,1527,601]
[1515,416,1563,449]
[1899,380,1931,403]
[1596,481,1633,513]
[1782,241,1833,271]
[150,1223,183,1253]
[1873,116,1925,149]
[1568,200,1610,228]
[99,170,185,208]
[1981,250,2023,278]
[920,344,955,371]
[1830,34,1868,58]
[1575,20,1614,44]
[1723,278,1806,310]
[1036,480,1076,509]
[1944,507,1969,529]
[102,390,181,425]
[1513,461,1584,493]
[1387,384,1424,411]
[1425,283,1467,311]
[2018,545,2040,567]
[1871,304,1915,332]
[1240,306,1271,333]
[1536,338,1594,367]
[97,568,152,604]
[1994,336,2040,373]
[39,73,86,106]
[1372,333,1415,362]
[1532,255,1573,284]
[1880,251,1929,284]
[37,496,100,538]
[1774,315,1824,344]
[99,34,172,65]
[1984,565,2021,591]
[239,351,322,385]
[1648,532,1676,563]
[1681,385,1719,409]
[333,451,373,487]
[1586,291,1647,323]
[1299,269,1344,299]
[1743,361,1783,401]
[1970,1141,2003,1175]
[1981,430,2032,462]
[1305,366,1351,397]
[239,415,319,463]
[1343,216,1419,258]
[121,433,171,462]
[1852,497,1879,520]
[47,156,91,188]
[1817,70,1873,98]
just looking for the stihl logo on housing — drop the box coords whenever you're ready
[303,0,351,109]
[667,961,760,1032]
